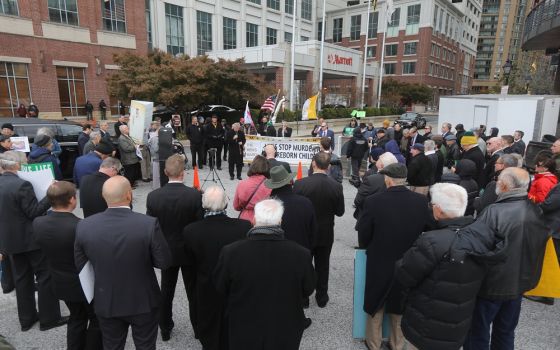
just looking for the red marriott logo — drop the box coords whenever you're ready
[327,54,353,66]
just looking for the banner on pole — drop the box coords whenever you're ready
[302,94,319,121]
[243,135,321,166]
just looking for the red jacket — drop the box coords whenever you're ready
[233,174,272,223]
[529,172,558,204]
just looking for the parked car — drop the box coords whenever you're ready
[0,117,83,180]
[394,112,427,129]
[190,104,242,124]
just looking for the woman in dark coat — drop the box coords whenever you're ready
[346,127,369,185]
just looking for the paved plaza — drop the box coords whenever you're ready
[1,162,559,349]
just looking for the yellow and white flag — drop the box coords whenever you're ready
[301,94,318,121]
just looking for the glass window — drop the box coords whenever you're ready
[404,42,417,55]
[301,0,312,21]
[433,5,438,30]
[384,63,396,75]
[56,66,87,117]
[350,15,361,41]
[197,11,212,55]
[0,62,31,117]
[387,8,400,37]
[267,0,279,10]
[146,0,152,50]
[301,35,309,41]
[333,18,343,43]
[438,9,444,32]
[403,62,416,74]
[246,23,258,47]
[367,46,376,58]
[285,31,292,43]
[102,0,126,33]
[165,3,184,56]
[285,0,293,14]
[223,17,237,50]
[406,4,420,35]
[0,0,18,15]
[317,21,323,41]
[247,0,261,4]
[266,27,277,45]
[48,0,79,26]
[385,43,398,56]
[368,12,378,39]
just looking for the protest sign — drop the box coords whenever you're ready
[18,162,55,200]
[243,135,321,166]
[10,136,30,153]
[128,100,154,144]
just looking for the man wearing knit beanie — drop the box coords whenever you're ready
[460,131,486,189]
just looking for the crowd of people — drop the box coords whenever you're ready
[0,114,559,350]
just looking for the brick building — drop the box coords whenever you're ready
[0,0,147,119]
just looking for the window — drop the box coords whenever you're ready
[0,62,31,117]
[385,43,398,56]
[317,21,323,40]
[247,0,261,4]
[384,63,396,75]
[56,66,86,117]
[266,27,277,45]
[368,12,378,38]
[48,0,79,25]
[165,3,184,55]
[246,23,258,47]
[387,8,400,37]
[301,0,311,21]
[350,15,361,41]
[333,18,343,42]
[197,11,212,55]
[146,0,152,50]
[301,35,309,41]
[0,0,18,15]
[429,62,434,75]
[403,62,416,74]
[438,9,444,32]
[267,0,279,10]
[223,17,237,50]
[433,5,438,29]
[404,42,417,55]
[285,0,293,14]
[406,4,420,35]
[444,13,449,36]
[284,31,292,43]
[367,46,376,58]
[102,0,126,33]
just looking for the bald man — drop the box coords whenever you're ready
[75,176,172,350]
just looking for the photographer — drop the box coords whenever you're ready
[204,115,225,170]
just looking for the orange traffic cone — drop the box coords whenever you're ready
[296,161,303,180]
[193,166,201,190]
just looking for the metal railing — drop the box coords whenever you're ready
[523,0,560,43]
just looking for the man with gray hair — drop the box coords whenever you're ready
[396,183,501,350]
[474,153,520,215]
[464,167,549,350]
[118,124,141,187]
[182,186,252,350]
[214,198,315,350]
[83,131,101,155]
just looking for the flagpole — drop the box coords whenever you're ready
[376,2,388,109]
[318,0,326,112]
[289,0,298,111]
[361,0,372,109]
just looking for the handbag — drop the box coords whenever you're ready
[238,177,266,219]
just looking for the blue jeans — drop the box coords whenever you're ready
[463,296,522,350]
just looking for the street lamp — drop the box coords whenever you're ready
[503,59,513,85]
[525,74,532,94]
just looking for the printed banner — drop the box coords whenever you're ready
[128,100,154,145]
[18,162,55,200]
[243,135,321,166]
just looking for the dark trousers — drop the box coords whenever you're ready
[223,143,228,160]
[98,308,158,350]
[1,257,14,292]
[351,158,362,178]
[312,244,333,302]
[64,300,102,350]
[10,250,61,327]
[190,143,204,168]
[212,145,223,168]
[123,163,141,186]
[158,160,169,187]
[228,154,243,178]
[159,265,197,336]
[463,296,522,350]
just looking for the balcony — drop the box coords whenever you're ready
[522,0,560,51]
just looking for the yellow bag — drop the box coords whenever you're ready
[525,238,560,298]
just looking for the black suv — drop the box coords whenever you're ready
[1,117,84,179]
[394,112,427,129]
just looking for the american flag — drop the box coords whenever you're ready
[261,95,276,112]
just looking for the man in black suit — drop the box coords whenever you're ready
[225,122,246,180]
[204,115,225,170]
[33,181,102,350]
[78,124,92,156]
[99,121,112,142]
[214,199,315,350]
[0,151,66,331]
[186,115,205,169]
[356,163,431,350]
[146,154,203,341]
[293,152,345,307]
[277,120,293,137]
[183,185,252,350]
[114,115,128,138]
[263,144,291,173]
[75,176,172,350]
[80,157,122,217]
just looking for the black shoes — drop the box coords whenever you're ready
[303,298,310,309]
[217,167,222,170]
[161,329,171,341]
[230,176,235,180]
[40,316,69,331]
[21,317,38,332]
[2,287,14,294]
[237,176,242,180]
[316,295,329,308]
[523,295,555,305]
[303,317,312,330]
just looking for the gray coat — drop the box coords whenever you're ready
[118,134,139,165]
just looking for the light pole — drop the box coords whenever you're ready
[503,59,513,86]
[525,74,532,94]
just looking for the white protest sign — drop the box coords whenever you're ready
[128,100,154,145]
[10,136,30,153]
[243,135,321,166]
[17,162,55,200]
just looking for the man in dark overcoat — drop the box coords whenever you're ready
[293,152,344,307]
[183,186,252,350]
[204,115,225,170]
[80,157,121,217]
[146,154,203,341]
[356,163,431,350]
[214,199,315,350]
[225,122,246,180]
